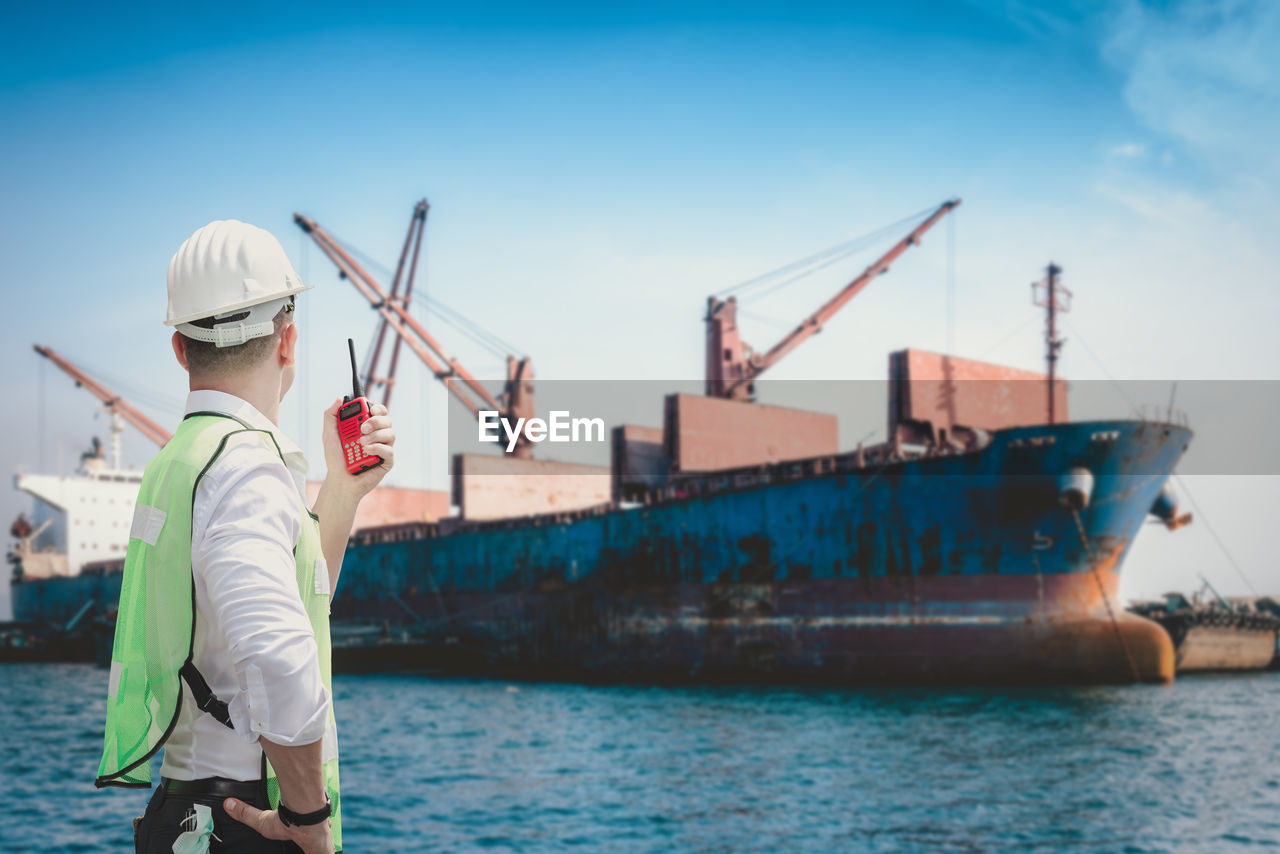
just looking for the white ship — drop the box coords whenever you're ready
[7,342,444,629]
[12,416,141,581]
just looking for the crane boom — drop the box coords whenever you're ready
[365,199,429,407]
[294,212,499,415]
[294,211,536,456]
[34,345,172,447]
[705,198,960,400]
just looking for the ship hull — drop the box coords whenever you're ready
[334,419,1191,684]
[10,570,122,626]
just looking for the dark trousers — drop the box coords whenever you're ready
[134,778,303,853]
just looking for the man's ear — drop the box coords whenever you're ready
[172,331,191,373]
[279,322,298,367]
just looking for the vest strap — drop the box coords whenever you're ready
[179,660,235,730]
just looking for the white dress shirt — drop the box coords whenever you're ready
[160,389,330,781]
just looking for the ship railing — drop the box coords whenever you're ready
[1132,404,1189,427]
[348,429,980,543]
[350,501,620,544]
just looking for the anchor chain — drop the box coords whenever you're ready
[1071,508,1141,683]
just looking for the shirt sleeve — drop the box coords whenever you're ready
[191,433,329,747]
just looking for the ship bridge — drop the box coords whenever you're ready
[13,456,143,579]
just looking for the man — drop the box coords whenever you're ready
[96,219,396,854]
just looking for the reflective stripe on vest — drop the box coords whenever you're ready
[95,413,342,850]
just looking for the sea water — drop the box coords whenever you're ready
[3,664,1279,852]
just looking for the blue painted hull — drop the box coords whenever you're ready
[10,570,122,626]
[331,419,1191,683]
[13,420,1190,681]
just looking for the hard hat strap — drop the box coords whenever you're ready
[175,295,293,348]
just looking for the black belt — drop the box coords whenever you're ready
[162,776,262,802]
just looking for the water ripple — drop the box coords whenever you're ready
[2,666,1279,851]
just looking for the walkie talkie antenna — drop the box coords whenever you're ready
[348,338,363,399]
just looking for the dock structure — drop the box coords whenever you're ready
[1130,593,1280,673]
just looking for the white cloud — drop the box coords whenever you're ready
[1101,0,1280,195]
[1084,1,1280,597]
[1108,142,1147,158]
[1086,0,1280,267]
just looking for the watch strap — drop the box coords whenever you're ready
[278,792,331,827]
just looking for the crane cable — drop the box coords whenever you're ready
[976,315,1037,360]
[946,211,956,354]
[1060,317,1140,414]
[38,356,46,471]
[300,233,309,457]
[1065,316,1261,598]
[421,300,520,359]
[714,204,939,302]
[1173,473,1260,596]
[76,365,184,416]
[337,234,526,359]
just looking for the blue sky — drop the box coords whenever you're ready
[2,0,1277,611]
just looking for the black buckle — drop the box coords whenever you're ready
[195,693,233,729]
[179,661,234,730]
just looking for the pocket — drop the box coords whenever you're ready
[133,785,167,852]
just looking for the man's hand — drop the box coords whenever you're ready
[223,797,334,854]
[320,397,396,498]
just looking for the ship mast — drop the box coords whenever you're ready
[108,411,124,470]
[1031,264,1070,424]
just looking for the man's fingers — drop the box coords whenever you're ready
[361,428,395,446]
[223,798,286,840]
[223,797,263,828]
[370,403,388,416]
[360,415,392,434]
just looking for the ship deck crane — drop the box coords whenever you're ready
[705,199,960,400]
[34,345,173,458]
[364,199,428,409]
[294,209,536,457]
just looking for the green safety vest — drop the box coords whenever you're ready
[95,413,342,850]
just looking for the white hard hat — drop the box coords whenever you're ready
[166,219,312,347]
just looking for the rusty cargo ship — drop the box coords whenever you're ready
[10,200,1196,683]
[334,416,1190,684]
[302,198,1194,684]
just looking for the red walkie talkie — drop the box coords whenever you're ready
[338,338,382,475]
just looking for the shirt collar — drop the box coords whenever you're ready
[183,389,308,495]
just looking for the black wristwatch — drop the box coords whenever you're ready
[278,792,331,828]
